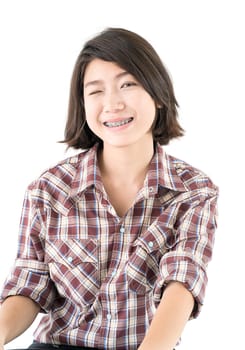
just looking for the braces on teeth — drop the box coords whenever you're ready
[105,117,133,128]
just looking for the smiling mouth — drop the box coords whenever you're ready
[103,117,133,128]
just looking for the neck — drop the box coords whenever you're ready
[98,140,155,185]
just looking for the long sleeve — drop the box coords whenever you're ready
[0,187,58,312]
[154,187,218,317]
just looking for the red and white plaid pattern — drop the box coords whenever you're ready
[0,144,218,349]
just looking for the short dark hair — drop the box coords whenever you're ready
[62,28,184,149]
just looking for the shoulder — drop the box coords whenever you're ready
[26,150,90,212]
[29,151,86,189]
[168,153,218,196]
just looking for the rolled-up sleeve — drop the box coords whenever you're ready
[0,187,57,312]
[155,189,218,318]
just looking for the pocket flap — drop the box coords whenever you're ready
[133,224,173,254]
[45,239,98,267]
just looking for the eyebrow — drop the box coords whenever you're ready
[84,71,131,89]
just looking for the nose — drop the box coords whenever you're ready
[103,91,125,113]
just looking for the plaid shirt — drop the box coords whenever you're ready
[0,144,218,350]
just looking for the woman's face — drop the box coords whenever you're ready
[83,58,156,150]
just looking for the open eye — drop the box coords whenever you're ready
[121,81,137,89]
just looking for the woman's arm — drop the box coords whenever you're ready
[138,281,194,350]
[0,295,40,348]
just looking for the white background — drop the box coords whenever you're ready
[0,0,244,349]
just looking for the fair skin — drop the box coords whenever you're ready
[138,282,194,350]
[0,59,194,350]
[83,58,156,216]
[0,295,40,350]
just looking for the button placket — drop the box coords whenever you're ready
[106,313,112,320]
[119,226,125,234]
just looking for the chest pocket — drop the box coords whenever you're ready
[126,227,172,294]
[45,238,99,306]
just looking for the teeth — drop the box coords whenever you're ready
[104,117,133,128]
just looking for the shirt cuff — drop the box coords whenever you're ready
[154,252,208,318]
[0,258,57,312]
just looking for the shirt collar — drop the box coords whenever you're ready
[154,144,188,192]
[69,143,188,200]
[70,144,103,199]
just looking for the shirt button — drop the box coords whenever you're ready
[148,241,154,248]
[107,314,112,320]
[67,256,73,263]
[120,227,125,233]
[149,187,154,193]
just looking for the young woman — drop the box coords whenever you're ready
[0,28,218,350]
